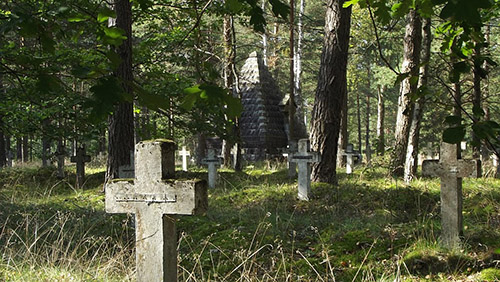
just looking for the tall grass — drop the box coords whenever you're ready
[1,161,499,281]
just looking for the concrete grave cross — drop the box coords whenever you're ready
[106,140,208,282]
[342,143,356,174]
[289,139,320,201]
[70,146,91,188]
[201,149,221,188]
[179,146,190,172]
[421,142,480,248]
[118,151,135,178]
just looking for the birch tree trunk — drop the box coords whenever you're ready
[106,0,135,181]
[404,17,431,183]
[356,91,362,154]
[390,9,422,176]
[337,89,348,167]
[294,0,307,138]
[310,0,352,184]
[376,85,385,155]
[222,14,235,168]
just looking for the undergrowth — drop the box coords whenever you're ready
[0,161,499,281]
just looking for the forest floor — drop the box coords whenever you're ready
[0,158,499,281]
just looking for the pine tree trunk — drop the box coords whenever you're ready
[22,136,29,162]
[222,14,234,168]
[16,138,22,161]
[196,133,207,167]
[310,0,352,184]
[293,0,308,138]
[404,17,431,183]
[390,9,422,176]
[0,74,5,168]
[365,91,371,163]
[376,85,385,155]
[261,0,268,65]
[106,0,135,181]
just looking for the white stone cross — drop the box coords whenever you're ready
[201,149,221,188]
[342,144,356,174]
[118,151,135,178]
[421,142,480,249]
[106,140,208,282]
[70,145,91,188]
[289,139,320,201]
[179,146,190,172]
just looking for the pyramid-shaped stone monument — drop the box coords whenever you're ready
[239,52,288,160]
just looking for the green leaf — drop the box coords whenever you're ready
[106,50,122,70]
[40,33,56,53]
[269,0,289,20]
[134,83,171,111]
[442,126,466,144]
[343,0,360,8]
[68,15,88,22]
[97,8,116,23]
[444,115,462,125]
[226,0,244,13]
[249,7,266,33]
[102,27,127,46]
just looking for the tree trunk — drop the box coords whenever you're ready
[365,66,371,163]
[376,85,385,155]
[0,74,5,168]
[196,133,207,167]
[356,91,362,154]
[404,17,431,183]
[390,9,422,176]
[293,0,308,138]
[337,89,348,167]
[288,0,296,144]
[261,0,268,66]
[41,119,51,167]
[106,0,135,181]
[310,0,352,184]
[472,35,482,161]
[222,13,235,168]
[22,136,29,162]
[16,137,22,161]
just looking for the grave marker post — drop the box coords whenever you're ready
[106,140,207,282]
[422,142,480,248]
[342,144,356,174]
[201,149,221,188]
[70,145,91,188]
[289,139,320,201]
[179,146,190,172]
[56,142,65,178]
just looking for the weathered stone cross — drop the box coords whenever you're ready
[106,140,207,281]
[289,139,320,201]
[201,149,221,188]
[179,146,190,172]
[342,143,356,175]
[70,145,91,188]
[422,142,480,248]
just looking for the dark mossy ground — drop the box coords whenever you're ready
[0,161,499,281]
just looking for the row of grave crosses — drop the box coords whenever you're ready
[103,139,482,281]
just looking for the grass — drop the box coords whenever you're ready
[0,159,499,281]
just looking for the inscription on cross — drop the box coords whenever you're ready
[289,139,320,201]
[201,149,221,188]
[178,146,191,172]
[106,140,208,281]
[70,145,91,188]
[422,142,480,248]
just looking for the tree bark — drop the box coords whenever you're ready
[222,13,235,168]
[22,136,29,162]
[376,85,385,155]
[365,66,371,163]
[404,17,431,183]
[310,0,352,184]
[106,0,135,181]
[390,9,422,176]
[293,0,308,138]
[356,91,362,154]
[0,74,5,168]
[16,137,22,161]
[472,35,482,161]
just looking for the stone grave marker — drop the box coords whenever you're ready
[6,150,13,167]
[421,142,480,248]
[178,146,190,172]
[342,143,357,174]
[70,145,91,188]
[106,140,208,282]
[201,149,221,188]
[118,151,135,178]
[289,139,320,201]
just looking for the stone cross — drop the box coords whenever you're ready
[289,139,320,201]
[421,142,480,248]
[70,145,91,188]
[118,151,135,178]
[201,149,221,188]
[178,146,190,172]
[342,144,356,174]
[106,140,208,282]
